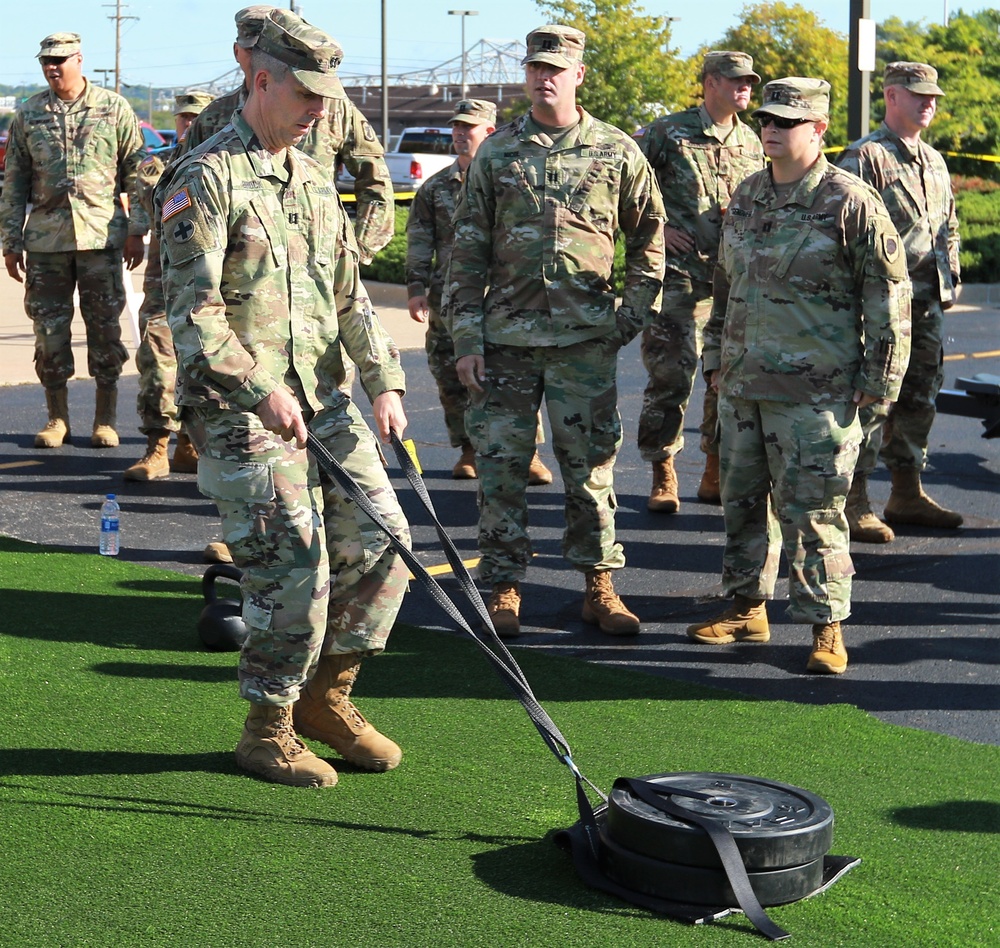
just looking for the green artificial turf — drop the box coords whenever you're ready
[0,536,997,947]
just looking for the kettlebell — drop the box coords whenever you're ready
[198,563,249,651]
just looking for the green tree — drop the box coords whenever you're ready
[534,0,697,133]
[711,2,850,145]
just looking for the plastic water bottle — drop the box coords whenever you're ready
[99,493,120,556]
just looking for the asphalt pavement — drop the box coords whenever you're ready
[1,266,997,747]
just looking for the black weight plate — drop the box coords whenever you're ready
[606,772,833,871]
[598,822,825,907]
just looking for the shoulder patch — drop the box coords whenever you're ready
[161,187,193,223]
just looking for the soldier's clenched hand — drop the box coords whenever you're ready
[456,354,486,392]
[3,251,25,283]
[255,388,308,448]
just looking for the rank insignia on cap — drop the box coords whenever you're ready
[162,187,193,222]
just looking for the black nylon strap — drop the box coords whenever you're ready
[307,430,788,940]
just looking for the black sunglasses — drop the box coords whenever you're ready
[40,55,76,66]
[757,115,812,130]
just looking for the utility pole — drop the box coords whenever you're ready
[104,0,138,94]
[847,0,874,142]
[448,10,479,95]
[94,69,114,89]
[381,0,389,149]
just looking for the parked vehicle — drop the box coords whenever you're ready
[140,121,172,156]
[338,126,455,196]
[0,130,7,193]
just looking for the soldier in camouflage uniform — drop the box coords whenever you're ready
[157,11,411,788]
[638,51,765,513]
[0,32,148,450]
[449,25,666,638]
[689,78,911,675]
[180,5,394,264]
[124,89,215,483]
[405,98,554,485]
[837,62,963,541]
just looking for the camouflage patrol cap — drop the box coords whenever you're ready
[256,10,346,98]
[753,76,830,121]
[702,50,761,84]
[172,89,215,116]
[36,33,82,59]
[235,6,277,49]
[521,25,586,69]
[884,61,945,96]
[449,98,497,126]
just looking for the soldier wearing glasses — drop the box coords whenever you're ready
[688,78,911,675]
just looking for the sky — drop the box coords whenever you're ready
[0,1,983,92]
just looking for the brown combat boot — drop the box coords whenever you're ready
[487,581,522,638]
[452,443,477,479]
[293,653,402,771]
[846,472,894,543]
[648,457,679,513]
[528,451,554,486]
[807,622,848,674]
[582,570,640,636]
[687,595,770,644]
[884,468,963,529]
[203,540,234,564]
[91,384,119,448]
[124,430,171,481]
[171,430,199,473]
[235,702,338,787]
[696,453,721,504]
[34,386,71,448]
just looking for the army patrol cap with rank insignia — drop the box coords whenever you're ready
[521,24,586,68]
[173,89,215,116]
[884,61,945,96]
[753,76,831,121]
[702,50,761,84]
[256,10,346,98]
[235,5,276,48]
[450,98,497,126]
[36,32,82,59]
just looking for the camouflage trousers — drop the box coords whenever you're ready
[134,311,179,433]
[186,398,411,706]
[425,308,470,448]
[637,272,718,461]
[718,395,861,624]
[856,297,945,474]
[24,249,128,388]
[466,337,625,585]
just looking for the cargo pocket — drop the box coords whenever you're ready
[795,431,858,511]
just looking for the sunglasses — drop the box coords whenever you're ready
[40,55,76,66]
[757,115,812,130]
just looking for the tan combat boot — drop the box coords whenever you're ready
[171,430,199,473]
[452,443,477,479]
[235,702,338,787]
[648,457,679,513]
[293,653,402,771]
[124,430,171,481]
[582,570,640,636]
[846,472,894,543]
[91,384,119,448]
[203,541,234,564]
[487,581,522,638]
[687,595,770,644]
[884,468,963,529]
[528,451,554,486]
[696,453,721,504]
[807,622,848,674]
[34,386,71,448]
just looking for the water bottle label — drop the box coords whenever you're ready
[101,517,119,533]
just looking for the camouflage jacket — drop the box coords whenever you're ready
[837,123,959,303]
[155,111,404,415]
[0,80,148,254]
[705,155,911,405]
[405,159,464,312]
[448,108,665,357]
[179,86,393,261]
[640,104,764,283]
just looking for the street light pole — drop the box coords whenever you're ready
[448,10,478,96]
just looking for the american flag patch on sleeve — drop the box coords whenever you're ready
[161,187,193,222]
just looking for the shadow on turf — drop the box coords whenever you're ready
[890,800,1000,833]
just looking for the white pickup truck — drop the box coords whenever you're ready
[338,126,455,196]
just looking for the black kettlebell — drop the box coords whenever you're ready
[198,563,249,651]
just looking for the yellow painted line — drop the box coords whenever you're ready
[944,353,965,361]
[0,460,43,470]
[973,349,1000,358]
[409,556,480,580]
[945,349,1000,362]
